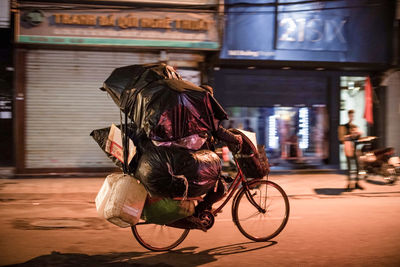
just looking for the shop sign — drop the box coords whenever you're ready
[17,9,219,49]
[221,0,394,63]
[276,13,347,51]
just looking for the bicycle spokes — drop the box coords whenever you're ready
[233,180,290,242]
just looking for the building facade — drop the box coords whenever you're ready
[214,0,398,170]
[13,0,222,175]
[6,0,400,175]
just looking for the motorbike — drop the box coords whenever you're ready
[356,136,400,185]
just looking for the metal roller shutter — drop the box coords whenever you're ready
[25,50,159,169]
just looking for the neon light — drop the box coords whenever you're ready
[268,115,278,149]
[298,107,309,149]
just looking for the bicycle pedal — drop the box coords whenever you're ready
[198,211,215,230]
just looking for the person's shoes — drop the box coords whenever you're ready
[167,216,208,232]
[354,183,364,190]
[185,216,208,232]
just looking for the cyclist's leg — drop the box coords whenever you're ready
[167,216,207,232]
[195,179,225,214]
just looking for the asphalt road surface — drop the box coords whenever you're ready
[0,176,399,266]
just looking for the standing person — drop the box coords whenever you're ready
[338,110,363,190]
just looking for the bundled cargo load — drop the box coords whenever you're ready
[90,124,137,170]
[94,172,195,227]
[134,139,222,198]
[95,173,148,228]
[101,63,182,112]
[90,126,122,168]
[100,63,227,147]
[126,79,227,144]
[92,63,233,228]
[141,197,195,225]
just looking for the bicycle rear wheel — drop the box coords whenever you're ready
[232,179,289,241]
[131,222,190,251]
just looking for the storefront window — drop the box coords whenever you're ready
[224,105,329,169]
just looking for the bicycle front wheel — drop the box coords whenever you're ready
[131,223,190,252]
[232,180,289,241]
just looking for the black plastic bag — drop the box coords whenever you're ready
[101,63,228,143]
[127,79,227,142]
[101,63,181,111]
[134,140,221,198]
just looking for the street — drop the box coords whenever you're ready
[0,174,400,266]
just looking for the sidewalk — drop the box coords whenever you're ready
[0,173,399,200]
[269,173,400,197]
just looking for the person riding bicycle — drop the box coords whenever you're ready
[168,126,242,231]
[169,86,243,231]
[196,85,243,213]
[196,124,243,212]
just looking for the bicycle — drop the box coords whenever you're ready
[131,131,290,251]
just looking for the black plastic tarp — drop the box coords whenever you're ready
[134,140,221,198]
[101,63,228,142]
[101,63,181,112]
[130,79,227,142]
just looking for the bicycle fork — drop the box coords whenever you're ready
[244,182,267,214]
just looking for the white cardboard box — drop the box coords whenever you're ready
[95,173,147,228]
